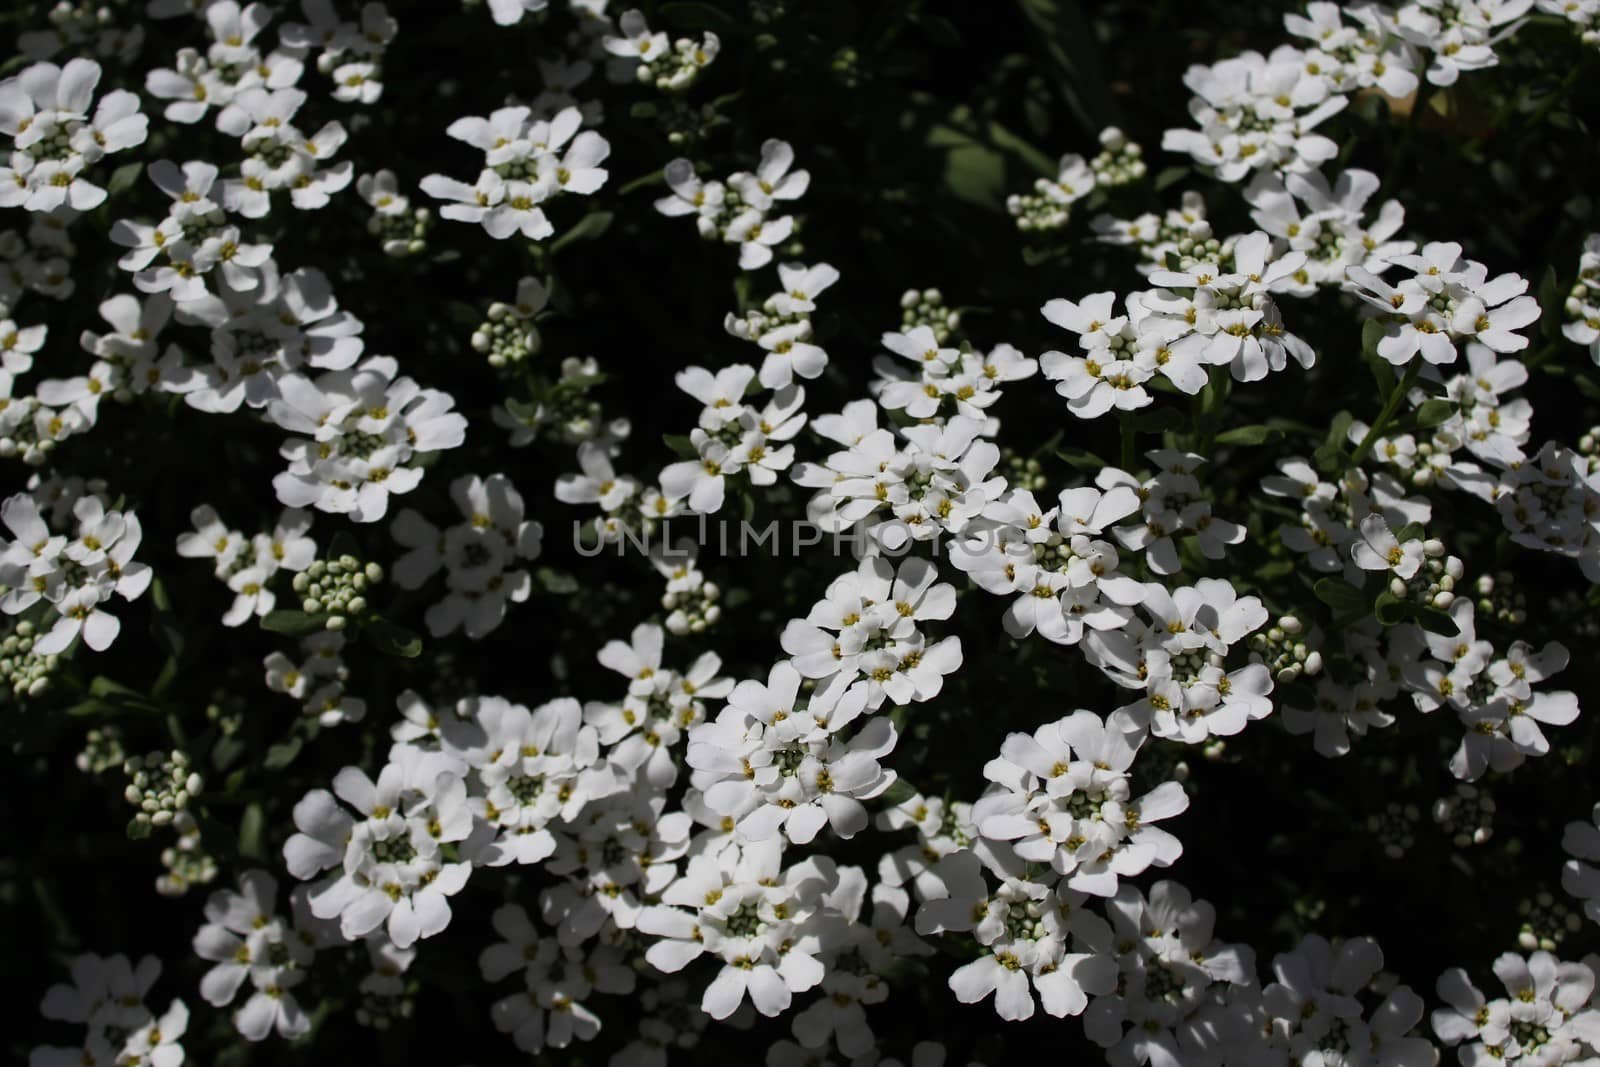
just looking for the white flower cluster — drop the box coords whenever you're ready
[0,58,148,212]
[264,630,367,725]
[656,139,808,269]
[0,489,149,655]
[1165,1,1539,182]
[1562,234,1600,363]
[32,953,189,1067]
[422,104,610,241]
[603,9,719,92]
[391,473,544,639]
[176,504,315,626]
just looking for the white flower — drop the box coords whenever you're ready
[283,746,475,948]
[268,358,467,522]
[1432,953,1600,1063]
[975,710,1188,895]
[637,838,840,1019]
[1563,803,1600,925]
[915,849,1117,1021]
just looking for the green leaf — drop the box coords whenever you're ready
[1128,407,1183,433]
[658,1,739,33]
[1416,398,1456,428]
[90,675,141,700]
[261,609,326,637]
[945,144,1007,211]
[662,433,698,459]
[107,161,144,199]
[1360,319,1388,361]
[985,120,1057,178]
[448,300,481,327]
[1214,424,1280,446]
[1538,264,1563,340]
[126,817,152,841]
[1153,166,1189,192]
[537,567,579,595]
[549,209,615,255]
[364,617,422,658]
[238,803,265,860]
[1054,446,1108,470]
[210,734,245,773]
[1314,577,1368,617]
[264,736,303,770]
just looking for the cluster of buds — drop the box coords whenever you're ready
[1431,783,1495,848]
[898,287,960,345]
[358,171,431,258]
[639,33,720,92]
[155,811,218,897]
[472,277,546,369]
[77,725,125,775]
[663,576,721,636]
[1516,889,1584,953]
[1471,571,1528,627]
[1089,126,1146,187]
[1366,800,1420,860]
[472,303,541,368]
[1,619,57,698]
[124,749,202,829]
[293,555,384,630]
[1247,615,1324,684]
[998,450,1048,494]
[1388,542,1461,609]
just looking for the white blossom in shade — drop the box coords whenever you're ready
[282,746,475,948]
[1350,513,1427,580]
[636,838,841,1020]
[688,677,893,844]
[541,792,692,940]
[390,473,543,638]
[480,904,634,1055]
[974,710,1188,895]
[33,952,188,1067]
[1432,953,1600,1063]
[1282,675,1398,758]
[1562,235,1600,364]
[485,0,549,25]
[267,356,467,522]
[192,869,337,1041]
[791,876,932,1056]
[1084,881,1257,1067]
[463,695,620,866]
[1259,934,1437,1067]
[1402,600,1580,780]
[39,952,163,1035]
[876,790,978,902]
[164,262,365,414]
[914,849,1117,1021]
[1564,804,1600,926]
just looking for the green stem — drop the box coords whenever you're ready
[1119,415,1137,473]
[1349,359,1422,467]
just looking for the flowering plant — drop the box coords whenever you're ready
[8,0,1600,1064]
